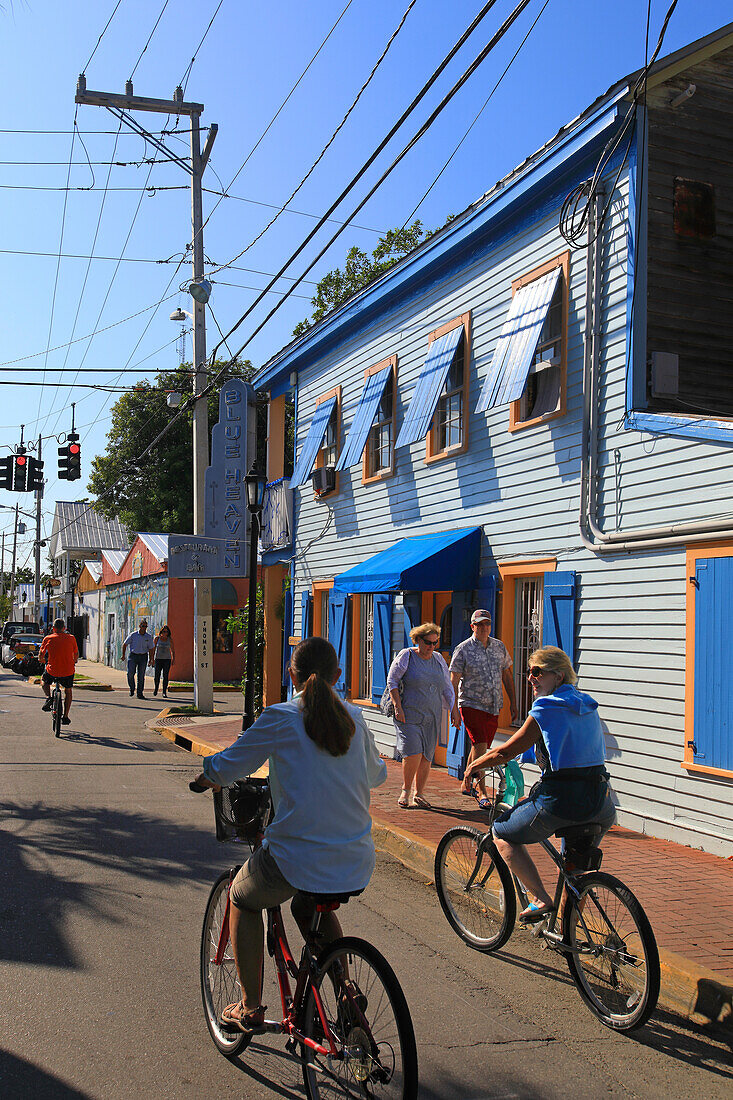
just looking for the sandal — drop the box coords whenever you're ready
[410,794,431,809]
[477,797,493,811]
[398,791,410,808]
[220,1001,267,1033]
[518,902,555,924]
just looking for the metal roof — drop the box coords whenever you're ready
[50,501,129,558]
[137,533,169,563]
[101,549,129,575]
[83,560,103,583]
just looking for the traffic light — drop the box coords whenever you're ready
[27,455,44,492]
[0,454,11,490]
[12,452,27,492]
[58,433,81,481]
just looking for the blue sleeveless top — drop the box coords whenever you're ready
[530,684,605,773]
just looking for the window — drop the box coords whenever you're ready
[351,594,374,702]
[684,543,733,777]
[212,609,234,653]
[497,559,558,728]
[426,313,470,462]
[364,363,395,482]
[509,253,569,431]
[312,579,333,640]
[313,386,341,497]
[289,392,338,489]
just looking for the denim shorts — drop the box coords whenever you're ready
[492,783,616,846]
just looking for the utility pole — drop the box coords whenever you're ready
[1,531,5,602]
[76,76,218,712]
[33,433,43,625]
[9,503,18,614]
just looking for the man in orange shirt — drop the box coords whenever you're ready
[40,619,79,725]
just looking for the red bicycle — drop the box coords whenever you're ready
[194,778,418,1099]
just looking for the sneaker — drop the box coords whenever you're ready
[42,699,53,712]
[153,688,158,696]
[129,689,134,697]
[137,694,145,699]
[162,691,167,698]
[61,716,71,725]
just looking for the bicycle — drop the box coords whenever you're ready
[48,677,64,738]
[434,765,660,1032]
[193,777,419,1098]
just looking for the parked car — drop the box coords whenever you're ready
[1,632,44,674]
[2,621,41,646]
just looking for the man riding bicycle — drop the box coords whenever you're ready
[40,618,79,726]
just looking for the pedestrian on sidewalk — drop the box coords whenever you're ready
[465,645,616,923]
[152,625,175,698]
[192,635,387,1034]
[386,621,460,810]
[450,609,517,808]
[122,620,155,699]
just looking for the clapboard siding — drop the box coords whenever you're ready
[284,105,733,852]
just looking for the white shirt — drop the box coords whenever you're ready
[202,697,387,893]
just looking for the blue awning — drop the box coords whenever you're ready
[289,396,337,488]
[332,527,481,594]
[335,363,392,471]
[475,267,561,413]
[395,326,464,450]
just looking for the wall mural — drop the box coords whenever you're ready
[104,576,169,670]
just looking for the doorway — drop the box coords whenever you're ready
[420,591,452,767]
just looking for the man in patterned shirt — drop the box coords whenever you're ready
[450,609,517,806]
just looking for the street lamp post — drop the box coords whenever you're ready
[242,470,265,732]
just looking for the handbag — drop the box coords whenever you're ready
[378,652,409,717]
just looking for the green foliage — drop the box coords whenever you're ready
[292,220,444,337]
[226,585,264,714]
[88,359,260,534]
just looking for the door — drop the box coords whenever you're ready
[106,614,115,666]
[421,591,452,767]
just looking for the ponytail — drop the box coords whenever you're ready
[291,637,355,757]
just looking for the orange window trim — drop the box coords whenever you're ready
[508,251,570,433]
[496,558,557,730]
[425,311,471,464]
[349,594,376,705]
[362,355,397,485]
[313,385,341,499]
[312,579,334,638]
[683,540,733,778]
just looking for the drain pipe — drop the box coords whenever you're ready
[579,187,733,553]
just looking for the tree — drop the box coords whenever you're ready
[292,220,449,337]
[88,360,265,534]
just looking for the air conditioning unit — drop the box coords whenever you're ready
[312,466,336,497]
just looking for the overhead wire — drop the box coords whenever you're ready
[206,0,420,280]
[82,0,125,73]
[179,0,226,99]
[129,0,171,82]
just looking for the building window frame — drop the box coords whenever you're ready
[362,355,397,484]
[684,541,733,779]
[350,592,376,706]
[313,385,341,498]
[312,579,334,641]
[425,311,471,464]
[509,252,569,432]
[497,558,557,729]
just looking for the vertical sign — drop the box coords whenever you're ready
[203,378,256,575]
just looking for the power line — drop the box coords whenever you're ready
[83,0,125,73]
[179,0,226,99]
[0,248,317,282]
[129,0,171,81]
[207,0,419,280]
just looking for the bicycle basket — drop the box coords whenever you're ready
[213,778,271,844]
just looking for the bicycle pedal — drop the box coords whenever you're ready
[285,1037,298,1055]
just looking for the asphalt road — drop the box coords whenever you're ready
[1,667,731,1099]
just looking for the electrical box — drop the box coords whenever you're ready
[650,351,679,397]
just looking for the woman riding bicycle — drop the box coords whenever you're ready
[193,636,387,1033]
[464,645,616,923]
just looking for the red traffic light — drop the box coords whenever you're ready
[69,443,80,455]
[15,455,26,466]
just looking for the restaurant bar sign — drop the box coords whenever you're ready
[168,379,256,579]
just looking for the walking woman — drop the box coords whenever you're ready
[152,625,175,698]
[387,621,460,809]
[193,636,387,1032]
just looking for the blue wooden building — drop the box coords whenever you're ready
[254,23,733,856]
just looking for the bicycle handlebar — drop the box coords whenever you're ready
[189,779,209,793]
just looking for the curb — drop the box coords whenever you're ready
[31,677,114,692]
[148,716,732,1030]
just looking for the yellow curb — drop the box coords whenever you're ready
[147,708,229,758]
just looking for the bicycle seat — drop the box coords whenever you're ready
[554,822,603,841]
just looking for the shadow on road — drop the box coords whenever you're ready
[0,1048,93,1098]
[0,799,221,971]
[635,1007,733,1076]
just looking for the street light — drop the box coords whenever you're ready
[188,278,212,305]
[242,468,266,732]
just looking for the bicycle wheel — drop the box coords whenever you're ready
[563,871,660,1031]
[301,935,417,1100]
[434,826,516,952]
[200,869,250,1057]
[53,690,63,738]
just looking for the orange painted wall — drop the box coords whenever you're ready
[166,576,248,682]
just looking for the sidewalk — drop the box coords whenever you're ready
[137,703,733,1028]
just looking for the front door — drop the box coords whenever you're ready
[421,591,452,767]
[106,614,115,666]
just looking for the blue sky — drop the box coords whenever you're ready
[1,0,731,568]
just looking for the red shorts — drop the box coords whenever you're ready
[460,706,498,747]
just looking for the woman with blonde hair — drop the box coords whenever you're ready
[193,636,387,1032]
[387,621,460,809]
[465,645,616,923]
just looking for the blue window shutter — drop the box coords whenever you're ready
[328,592,350,697]
[396,327,464,450]
[290,396,338,488]
[371,592,394,705]
[335,365,392,471]
[694,557,733,771]
[543,571,577,665]
[402,592,421,648]
[450,591,473,648]
[282,585,293,687]
[476,267,561,413]
[476,575,497,632]
[301,591,313,640]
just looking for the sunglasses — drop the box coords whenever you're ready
[527,666,550,678]
[422,638,440,647]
